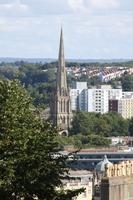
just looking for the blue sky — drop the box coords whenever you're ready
[0,0,133,59]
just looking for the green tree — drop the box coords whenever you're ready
[121,75,133,91]
[69,110,96,136]
[129,117,133,136]
[102,112,129,136]
[93,119,111,137]
[89,76,101,86]
[0,78,84,200]
[0,65,19,79]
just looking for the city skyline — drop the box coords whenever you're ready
[0,0,133,59]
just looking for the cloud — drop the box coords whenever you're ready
[90,0,119,9]
[67,0,85,11]
[21,0,73,15]
[0,0,133,59]
[0,0,30,17]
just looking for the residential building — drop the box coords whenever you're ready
[109,95,133,119]
[122,91,133,98]
[70,82,87,110]
[70,83,122,114]
[62,170,93,200]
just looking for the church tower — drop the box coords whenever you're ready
[50,27,73,136]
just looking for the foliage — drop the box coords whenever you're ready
[101,112,130,136]
[89,76,102,86]
[121,74,133,91]
[56,134,111,148]
[69,110,130,137]
[78,74,102,86]
[18,63,56,107]
[0,65,19,79]
[0,60,133,108]
[129,117,133,136]
[0,78,84,200]
[0,60,133,112]
[70,110,97,136]
[93,119,111,137]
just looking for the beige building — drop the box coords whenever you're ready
[101,160,133,200]
[62,170,93,200]
[109,95,133,119]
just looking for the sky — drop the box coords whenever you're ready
[0,0,133,59]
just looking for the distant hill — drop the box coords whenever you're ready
[0,57,133,64]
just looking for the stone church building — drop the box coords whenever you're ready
[49,27,73,136]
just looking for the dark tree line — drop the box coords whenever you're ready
[55,110,133,148]
[70,110,130,137]
[0,62,101,107]
[0,61,133,108]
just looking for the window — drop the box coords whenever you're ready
[82,191,87,198]
[82,162,87,166]
[87,156,92,159]
[97,156,102,158]
[70,179,74,183]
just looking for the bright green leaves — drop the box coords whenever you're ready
[0,78,84,200]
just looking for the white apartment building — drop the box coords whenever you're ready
[70,82,122,114]
[70,82,88,110]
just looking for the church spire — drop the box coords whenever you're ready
[50,27,73,136]
[56,27,67,92]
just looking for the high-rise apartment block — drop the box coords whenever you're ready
[71,82,88,110]
[70,83,122,114]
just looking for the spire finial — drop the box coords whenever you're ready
[61,21,63,29]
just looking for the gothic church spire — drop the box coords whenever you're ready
[50,27,73,136]
[56,27,67,92]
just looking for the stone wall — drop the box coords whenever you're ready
[101,160,133,200]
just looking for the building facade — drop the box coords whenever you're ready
[109,96,133,119]
[101,160,133,200]
[70,82,87,110]
[62,170,93,200]
[70,83,122,114]
[50,28,73,136]
[67,151,133,170]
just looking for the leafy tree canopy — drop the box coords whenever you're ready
[121,74,133,91]
[0,78,84,200]
[69,110,130,137]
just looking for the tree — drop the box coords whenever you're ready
[0,65,19,79]
[121,75,133,91]
[89,76,101,86]
[102,112,129,136]
[0,78,84,200]
[69,110,96,136]
[129,117,133,136]
[93,119,111,137]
